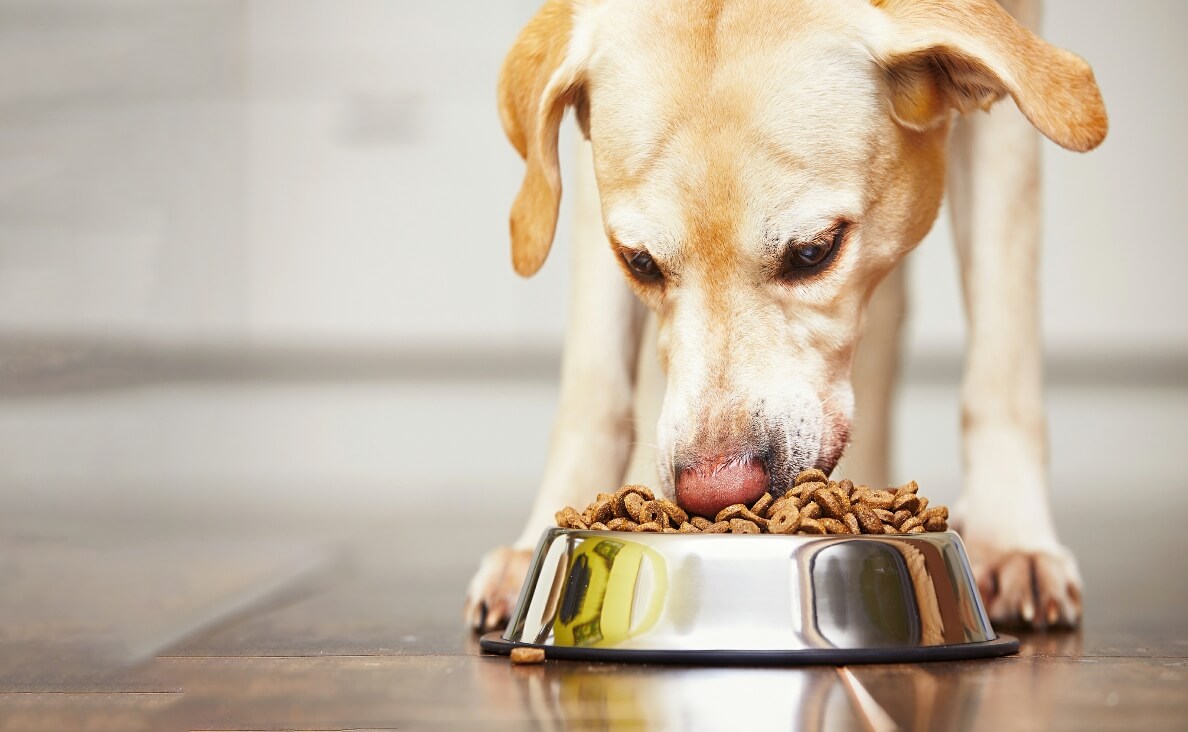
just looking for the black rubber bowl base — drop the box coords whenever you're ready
[479,632,1019,666]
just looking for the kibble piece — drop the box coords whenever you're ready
[837,479,855,497]
[606,517,638,532]
[621,484,655,500]
[691,516,712,530]
[892,509,912,527]
[906,525,926,534]
[795,481,826,499]
[510,647,546,664]
[873,508,896,523]
[813,487,847,519]
[663,526,679,533]
[900,515,924,532]
[555,507,588,530]
[729,518,761,534]
[657,499,689,526]
[921,505,948,532]
[883,524,899,534]
[738,507,769,528]
[590,497,615,524]
[767,495,800,518]
[590,522,609,531]
[830,483,853,514]
[917,496,929,513]
[798,518,825,534]
[638,500,666,526]
[750,493,774,516]
[703,521,730,533]
[854,506,884,534]
[895,480,919,496]
[635,521,662,532]
[922,506,949,522]
[678,522,701,533]
[715,504,750,523]
[820,517,849,534]
[843,512,861,535]
[623,492,647,522]
[924,516,948,532]
[801,501,821,520]
[768,505,801,534]
[863,490,896,510]
[614,485,654,517]
[893,493,921,514]
[764,497,787,519]
[794,469,829,486]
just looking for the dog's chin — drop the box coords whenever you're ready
[818,415,852,477]
[815,452,843,480]
[769,426,851,495]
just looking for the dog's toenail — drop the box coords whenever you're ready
[1021,601,1035,623]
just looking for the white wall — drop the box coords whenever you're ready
[1,0,1185,353]
[0,1,1185,519]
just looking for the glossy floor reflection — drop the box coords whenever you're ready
[2,499,1186,731]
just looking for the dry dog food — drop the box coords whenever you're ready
[509,647,546,664]
[554,470,949,535]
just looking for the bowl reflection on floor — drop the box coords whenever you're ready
[491,650,998,731]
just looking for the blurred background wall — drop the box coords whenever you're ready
[0,1,1184,532]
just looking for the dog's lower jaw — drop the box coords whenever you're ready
[815,416,851,480]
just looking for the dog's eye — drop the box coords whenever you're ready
[780,225,845,278]
[624,250,662,281]
[789,242,830,267]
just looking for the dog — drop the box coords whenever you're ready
[465,0,1106,633]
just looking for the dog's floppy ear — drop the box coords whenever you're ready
[871,0,1107,152]
[499,0,589,277]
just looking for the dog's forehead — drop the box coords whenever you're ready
[587,0,885,243]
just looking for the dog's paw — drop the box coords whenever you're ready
[960,535,1083,630]
[464,546,534,633]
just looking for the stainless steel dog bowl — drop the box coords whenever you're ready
[481,529,1017,664]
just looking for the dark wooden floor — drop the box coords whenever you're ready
[2,500,1186,732]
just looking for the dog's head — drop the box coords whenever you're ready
[499,0,1106,514]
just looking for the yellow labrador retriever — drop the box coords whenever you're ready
[466,0,1106,631]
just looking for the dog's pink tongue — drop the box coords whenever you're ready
[675,458,769,518]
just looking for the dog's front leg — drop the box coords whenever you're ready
[465,139,645,632]
[947,10,1081,627]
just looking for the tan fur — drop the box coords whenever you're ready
[498,0,580,276]
[468,0,1106,632]
[872,0,1107,151]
